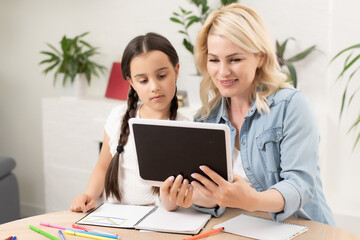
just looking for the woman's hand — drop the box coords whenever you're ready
[70,193,96,213]
[191,166,258,211]
[160,175,193,211]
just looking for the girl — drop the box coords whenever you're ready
[70,32,194,212]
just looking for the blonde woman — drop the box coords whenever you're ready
[189,4,335,225]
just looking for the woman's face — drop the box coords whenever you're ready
[206,34,263,100]
[128,50,179,118]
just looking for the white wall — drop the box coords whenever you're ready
[0,0,359,232]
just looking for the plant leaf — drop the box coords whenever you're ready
[339,84,348,119]
[352,131,360,151]
[278,38,294,58]
[43,60,60,74]
[287,45,317,63]
[336,54,360,81]
[46,43,62,56]
[39,55,59,65]
[183,38,194,54]
[348,86,360,107]
[330,43,360,64]
[284,61,297,88]
[40,51,58,58]
[170,17,182,24]
[186,17,200,28]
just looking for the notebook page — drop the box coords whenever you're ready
[214,214,308,240]
[77,203,155,228]
[135,205,211,234]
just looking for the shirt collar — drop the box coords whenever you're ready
[215,96,262,123]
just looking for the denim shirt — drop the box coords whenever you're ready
[193,88,335,225]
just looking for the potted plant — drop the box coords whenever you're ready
[330,43,360,149]
[39,32,107,95]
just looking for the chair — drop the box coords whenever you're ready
[0,155,20,224]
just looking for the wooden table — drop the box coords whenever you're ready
[1,208,359,239]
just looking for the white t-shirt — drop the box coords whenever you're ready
[232,147,251,186]
[104,104,189,205]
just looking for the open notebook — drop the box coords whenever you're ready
[214,214,308,240]
[76,203,211,235]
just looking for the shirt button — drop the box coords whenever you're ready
[275,137,279,140]
[242,141,246,145]
[247,167,250,171]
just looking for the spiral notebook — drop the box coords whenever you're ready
[213,214,308,240]
[76,203,211,234]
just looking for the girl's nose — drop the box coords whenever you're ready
[150,79,160,92]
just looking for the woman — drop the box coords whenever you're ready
[189,3,335,225]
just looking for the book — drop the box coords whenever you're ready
[213,214,308,240]
[76,203,211,235]
[105,62,130,100]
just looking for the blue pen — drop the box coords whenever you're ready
[58,230,66,240]
[70,229,119,239]
[10,237,17,240]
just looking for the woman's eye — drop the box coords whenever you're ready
[159,74,167,79]
[231,58,242,62]
[208,58,219,62]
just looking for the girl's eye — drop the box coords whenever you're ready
[139,79,148,84]
[159,74,167,79]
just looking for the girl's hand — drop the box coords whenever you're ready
[70,193,96,213]
[160,175,194,211]
[191,166,258,211]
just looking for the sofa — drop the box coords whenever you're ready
[0,155,20,224]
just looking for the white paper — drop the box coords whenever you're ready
[135,205,211,234]
[214,214,308,240]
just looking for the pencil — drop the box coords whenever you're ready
[58,230,66,240]
[182,227,224,240]
[64,230,114,240]
[72,223,118,236]
[29,225,60,240]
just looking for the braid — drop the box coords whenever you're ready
[169,88,178,120]
[104,87,138,202]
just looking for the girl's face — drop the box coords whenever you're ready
[128,50,179,119]
[206,34,263,101]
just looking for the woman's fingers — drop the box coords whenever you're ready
[183,185,194,208]
[199,165,227,187]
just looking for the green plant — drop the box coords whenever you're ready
[276,38,317,88]
[39,32,107,86]
[330,43,360,149]
[170,0,237,56]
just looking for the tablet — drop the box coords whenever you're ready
[129,118,233,186]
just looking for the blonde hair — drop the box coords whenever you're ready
[195,3,291,119]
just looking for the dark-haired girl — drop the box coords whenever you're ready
[70,33,193,212]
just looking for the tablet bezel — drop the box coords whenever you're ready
[129,118,233,186]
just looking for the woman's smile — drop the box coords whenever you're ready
[219,79,238,87]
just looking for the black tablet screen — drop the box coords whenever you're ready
[132,123,229,183]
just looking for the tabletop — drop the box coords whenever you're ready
[1,208,359,240]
